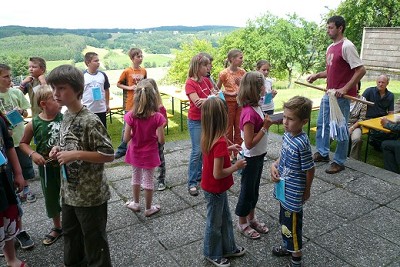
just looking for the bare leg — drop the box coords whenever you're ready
[144,189,153,210]
[133,184,141,203]
[3,239,28,267]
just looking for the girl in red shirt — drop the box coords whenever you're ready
[200,97,246,266]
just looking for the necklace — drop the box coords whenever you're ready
[64,105,84,133]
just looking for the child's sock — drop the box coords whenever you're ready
[290,256,302,267]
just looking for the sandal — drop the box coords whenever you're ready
[145,205,160,217]
[272,245,291,257]
[237,223,260,240]
[42,227,63,246]
[249,219,269,234]
[125,201,140,212]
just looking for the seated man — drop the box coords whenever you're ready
[348,82,367,160]
[381,117,400,174]
[362,74,398,150]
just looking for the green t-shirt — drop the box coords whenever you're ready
[0,87,31,146]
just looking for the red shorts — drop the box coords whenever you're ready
[0,204,19,248]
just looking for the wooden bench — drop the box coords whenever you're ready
[309,126,369,135]
[108,107,124,123]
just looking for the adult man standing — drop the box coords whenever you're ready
[307,15,366,174]
[362,74,397,150]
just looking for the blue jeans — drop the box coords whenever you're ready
[188,119,202,188]
[203,191,237,259]
[316,95,350,166]
[116,111,128,155]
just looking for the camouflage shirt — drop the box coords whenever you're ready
[59,107,114,207]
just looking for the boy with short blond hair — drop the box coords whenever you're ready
[114,48,147,159]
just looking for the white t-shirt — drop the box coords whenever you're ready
[82,70,110,113]
[259,78,274,112]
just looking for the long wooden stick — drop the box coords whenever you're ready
[295,81,375,106]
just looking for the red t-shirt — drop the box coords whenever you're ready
[201,137,234,194]
[185,78,213,120]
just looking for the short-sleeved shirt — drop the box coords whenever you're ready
[24,79,42,117]
[32,112,63,163]
[259,78,274,112]
[326,38,363,97]
[240,106,268,157]
[218,68,246,101]
[0,117,17,212]
[201,137,234,194]
[185,78,213,121]
[118,67,147,111]
[0,88,31,146]
[124,111,166,169]
[82,70,110,113]
[274,131,314,212]
[362,86,394,119]
[59,107,114,207]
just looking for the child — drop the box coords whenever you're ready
[47,64,114,266]
[0,115,30,267]
[147,78,168,191]
[216,49,246,160]
[124,79,165,217]
[256,60,277,115]
[19,85,63,246]
[185,53,214,196]
[82,52,111,128]
[0,64,36,204]
[0,64,35,251]
[19,57,47,117]
[235,71,272,240]
[200,97,247,267]
[114,48,147,159]
[270,96,315,267]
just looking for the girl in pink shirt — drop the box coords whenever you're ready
[124,80,166,217]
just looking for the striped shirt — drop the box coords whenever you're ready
[274,131,314,212]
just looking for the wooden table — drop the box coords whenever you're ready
[358,113,395,163]
[159,86,189,131]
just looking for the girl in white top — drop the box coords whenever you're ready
[256,60,277,115]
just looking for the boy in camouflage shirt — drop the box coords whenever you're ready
[47,65,114,267]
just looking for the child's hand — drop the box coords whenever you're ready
[228,144,241,152]
[272,89,278,97]
[38,74,47,85]
[302,189,311,203]
[13,173,24,193]
[263,115,273,130]
[234,158,247,170]
[270,163,280,182]
[194,98,205,108]
[49,146,61,159]
[32,152,46,166]
[55,150,76,165]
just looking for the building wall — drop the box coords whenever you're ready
[360,27,400,80]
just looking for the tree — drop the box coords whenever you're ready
[329,0,400,51]
[165,39,216,85]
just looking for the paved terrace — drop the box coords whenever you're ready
[2,133,400,267]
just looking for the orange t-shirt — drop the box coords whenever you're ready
[218,67,246,101]
[118,67,147,111]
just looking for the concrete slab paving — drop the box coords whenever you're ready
[1,133,400,267]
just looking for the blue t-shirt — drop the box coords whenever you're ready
[274,131,314,212]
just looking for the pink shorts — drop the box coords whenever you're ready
[0,204,19,249]
[131,166,155,190]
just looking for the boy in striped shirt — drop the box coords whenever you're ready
[270,96,315,267]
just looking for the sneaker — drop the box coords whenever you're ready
[188,186,199,196]
[114,151,125,159]
[205,257,230,267]
[26,192,36,203]
[272,245,290,257]
[157,182,166,191]
[15,230,34,249]
[325,162,345,174]
[0,252,3,257]
[312,152,330,162]
[223,246,246,258]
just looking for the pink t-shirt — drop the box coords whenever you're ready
[185,78,213,120]
[124,111,166,168]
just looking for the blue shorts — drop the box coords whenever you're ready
[279,204,303,252]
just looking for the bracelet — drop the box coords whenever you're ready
[28,151,37,158]
[261,127,268,134]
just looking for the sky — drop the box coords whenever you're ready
[1,0,342,29]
